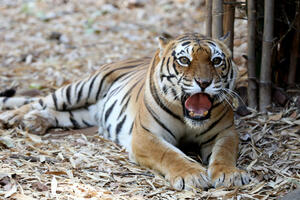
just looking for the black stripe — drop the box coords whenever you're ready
[116,115,126,135]
[74,81,82,93]
[3,97,9,103]
[182,41,191,46]
[104,100,117,122]
[69,111,80,128]
[162,85,167,94]
[66,85,72,105]
[135,84,144,102]
[171,88,178,100]
[159,57,165,74]
[95,65,141,100]
[201,133,219,146]
[201,123,233,145]
[141,123,151,133]
[118,96,130,120]
[82,119,92,127]
[87,73,100,100]
[129,122,134,135]
[54,117,59,126]
[161,74,177,82]
[52,93,58,110]
[38,99,44,107]
[107,125,111,138]
[144,101,176,139]
[171,50,176,57]
[173,63,179,75]
[76,82,85,104]
[62,102,67,111]
[166,57,171,75]
[207,41,216,47]
[195,108,228,138]
[213,101,222,108]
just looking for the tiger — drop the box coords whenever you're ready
[0,33,250,190]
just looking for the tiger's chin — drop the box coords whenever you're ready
[184,117,210,129]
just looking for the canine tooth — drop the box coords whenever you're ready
[189,111,195,117]
[203,111,208,116]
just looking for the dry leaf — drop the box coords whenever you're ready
[268,112,282,121]
[32,182,49,192]
[12,193,35,200]
[27,134,42,144]
[4,184,17,198]
[0,136,15,148]
[51,176,57,197]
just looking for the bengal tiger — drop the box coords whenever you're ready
[0,33,250,190]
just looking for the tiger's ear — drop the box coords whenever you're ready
[219,31,230,42]
[157,34,173,58]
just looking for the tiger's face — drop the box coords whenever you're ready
[156,33,237,125]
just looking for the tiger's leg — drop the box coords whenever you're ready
[131,122,210,191]
[0,100,98,134]
[0,97,40,110]
[21,105,97,134]
[0,70,104,131]
[207,127,250,187]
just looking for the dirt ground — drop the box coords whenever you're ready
[0,0,299,199]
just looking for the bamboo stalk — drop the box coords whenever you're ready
[212,0,224,39]
[288,12,300,86]
[247,0,257,109]
[223,0,235,53]
[206,0,213,37]
[259,0,274,112]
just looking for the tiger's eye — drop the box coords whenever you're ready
[178,56,190,66]
[212,57,222,66]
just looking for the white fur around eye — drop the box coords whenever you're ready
[211,56,223,68]
[177,56,190,67]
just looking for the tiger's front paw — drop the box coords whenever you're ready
[167,163,210,191]
[208,164,250,188]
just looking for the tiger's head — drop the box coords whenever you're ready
[154,33,238,126]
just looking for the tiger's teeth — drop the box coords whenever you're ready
[189,111,195,117]
[189,111,208,117]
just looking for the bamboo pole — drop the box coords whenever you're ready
[288,12,300,86]
[223,0,235,53]
[212,0,224,39]
[206,0,213,37]
[247,0,257,109]
[259,0,274,112]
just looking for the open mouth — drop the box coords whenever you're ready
[183,93,213,120]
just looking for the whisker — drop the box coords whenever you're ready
[222,88,246,106]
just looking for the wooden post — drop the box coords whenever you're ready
[259,0,274,112]
[247,0,258,109]
[212,0,224,39]
[206,0,213,37]
[288,12,300,86]
[223,0,235,53]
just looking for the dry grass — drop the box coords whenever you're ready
[0,0,299,199]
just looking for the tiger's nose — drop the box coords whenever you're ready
[195,79,212,90]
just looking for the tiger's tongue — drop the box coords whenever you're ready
[185,93,212,115]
